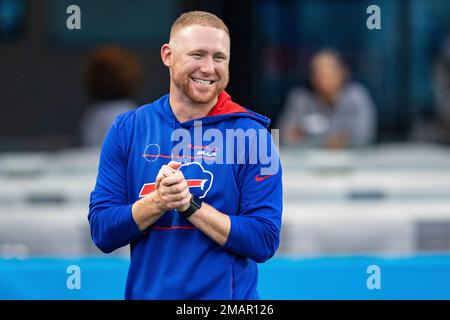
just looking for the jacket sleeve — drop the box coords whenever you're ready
[223,129,283,263]
[87,115,142,253]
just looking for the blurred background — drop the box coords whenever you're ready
[1,0,450,299]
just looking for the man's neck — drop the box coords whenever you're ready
[169,85,218,123]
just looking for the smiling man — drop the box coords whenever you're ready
[88,11,283,300]
[164,18,230,117]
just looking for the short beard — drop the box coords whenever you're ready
[172,67,229,104]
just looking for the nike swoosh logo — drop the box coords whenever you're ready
[255,175,272,182]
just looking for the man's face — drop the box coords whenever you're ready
[168,25,230,104]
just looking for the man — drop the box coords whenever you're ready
[88,11,283,299]
[278,49,377,149]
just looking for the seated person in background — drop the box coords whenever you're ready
[78,45,142,147]
[277,49,377,149]
[411,31,450,144]
[432,31,450,143]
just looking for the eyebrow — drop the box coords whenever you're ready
[187,49,228,59]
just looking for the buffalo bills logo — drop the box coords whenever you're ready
[179,162,213,199]
[139,162,213,199]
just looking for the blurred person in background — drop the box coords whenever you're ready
[432,30,450,144]
[412,30,450,144]
[78,45,142,147]
[277,49,377,149]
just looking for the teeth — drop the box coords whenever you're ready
[193,79,212,85]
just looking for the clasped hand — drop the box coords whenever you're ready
[155,161,191,212]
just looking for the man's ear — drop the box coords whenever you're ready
[161,43,172,67]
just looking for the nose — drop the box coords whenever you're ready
[199,57,215,75]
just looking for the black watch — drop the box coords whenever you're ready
[178,195,203,218]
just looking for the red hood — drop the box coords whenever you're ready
[207,91,249,116]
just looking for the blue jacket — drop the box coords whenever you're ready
[88,91,283,299]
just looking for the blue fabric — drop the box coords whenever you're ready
[87,93,283,299]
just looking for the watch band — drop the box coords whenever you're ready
[178,195,202,218]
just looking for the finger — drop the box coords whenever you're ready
[158,163,183,180]
[166,197,191,210]
[156,171,169,186]
[155,165,178,188]
[161,165,178,176]
[163,182,189,195]
[168,161,182,170]
[160,175,184,187]
[176,169,185,179]
[161,189,189,202]
[164,168,183,178]
[158,181,188,199]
